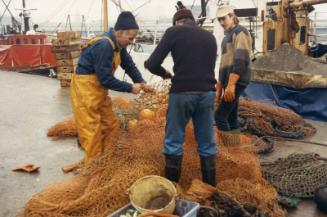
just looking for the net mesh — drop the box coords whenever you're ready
[21,81,317,217]
[183,179,285,217]
[216,178,285,217]
[47,119,77,138]
[239,98,316,139]
[262,153,327,198]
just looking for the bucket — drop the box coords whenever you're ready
[128,175,177,214]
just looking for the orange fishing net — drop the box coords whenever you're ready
[217,147,262,183]
[183,179,286,217]
[217,178,286,217]
[23,83,299,217]
[47,119,77,138]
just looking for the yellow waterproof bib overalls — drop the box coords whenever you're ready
[70,36,121,164]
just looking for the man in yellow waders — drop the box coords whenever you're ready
[71,11,146,164]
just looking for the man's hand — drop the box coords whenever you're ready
[223,84,236,103]
[141,83,155,93]
[223,73,240,103]
[131,83,142,94]
[162,70,173,79]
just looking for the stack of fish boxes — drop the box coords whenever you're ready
[51,32,81,87]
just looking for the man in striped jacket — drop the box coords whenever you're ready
[215,5,252,146]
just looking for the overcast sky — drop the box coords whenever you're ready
[2,0,327,29]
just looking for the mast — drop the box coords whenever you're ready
[103,0,109,32]
[22,0,30,33]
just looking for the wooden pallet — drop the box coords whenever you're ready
[57,31,81,41]
[52,39,82,46]
[55,51,80,60]
[56,66,75,74]
[60,79,71,87]
[57,73,73,80]
[56,58,79,67]
[51,44,81,53]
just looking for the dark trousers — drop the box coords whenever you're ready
[214,85,245,131]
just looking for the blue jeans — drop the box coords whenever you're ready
[215,85,245,131]
[163,91,217,157]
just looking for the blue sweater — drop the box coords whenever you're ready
[76,28,144,92]
[145,21,217,93]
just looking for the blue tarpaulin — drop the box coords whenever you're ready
[243,82,327,122]
[310,43,327,58]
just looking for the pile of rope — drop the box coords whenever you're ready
[26,81,321,217]
[47,119,77,138]
[238,98,316,139]
[184,179,285,217]
[262,153,327,198]
[216,179,285,216]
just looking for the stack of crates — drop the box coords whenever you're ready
[51,31,82,87]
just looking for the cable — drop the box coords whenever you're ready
[38,0,67,29]
[251,0,257,8]
[258,135,327,147]
[125,0,134,11]
[85,0,96,19]
[0,0,13,24]
[56,0,79,31]
[191,0,196,9]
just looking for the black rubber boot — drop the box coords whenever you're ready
[200,155,217,186]
[164,154,183,182]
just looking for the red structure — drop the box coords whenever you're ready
[0,34,56,70]
[0,35,46,45]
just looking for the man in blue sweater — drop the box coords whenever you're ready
[71,11,146,164]
[145,9,218,186]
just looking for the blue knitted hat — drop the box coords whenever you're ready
[114,11,139,30]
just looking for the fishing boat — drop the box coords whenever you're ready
[0,0,56,72]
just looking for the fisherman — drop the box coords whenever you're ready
[214,5,252,146]
[71,11,147,164]
[144,8,218,186]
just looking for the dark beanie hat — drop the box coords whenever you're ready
[173,9,195,25]
[114,11,139,30]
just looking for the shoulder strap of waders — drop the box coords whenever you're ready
[81,36,116,52]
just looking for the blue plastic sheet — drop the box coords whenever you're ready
[243,82,327,122]
[310,43,327,58]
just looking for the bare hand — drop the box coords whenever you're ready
[141,83,155,93]
[131,83,142,94]
[162,70,173,79]
[224,84,236,103]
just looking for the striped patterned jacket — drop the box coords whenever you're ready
[219,25,252,87]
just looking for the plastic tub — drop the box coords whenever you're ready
[128,175,177,214]
[108,199,200,217]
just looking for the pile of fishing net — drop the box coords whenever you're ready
[216,128,274,155]
[23,81,302,217]
[262,153,327,198]
[20,138,284,217]
[47,119,77,138]
[24,133,283,216]
[238,98,316,139]
[21,126,164,217]
[46,97,139,138]
[184,179,286,217]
